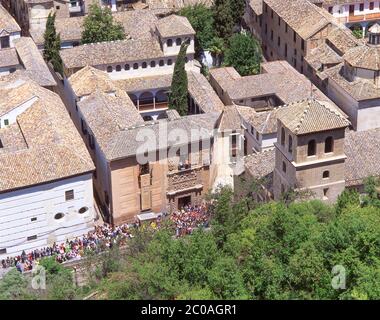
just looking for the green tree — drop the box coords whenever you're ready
[362,176,380,208]
[82,4,125,44]
[0,269,35,300]
[43,12,63,75]
[213,0,235,40]
[336,189,361,215]
[229,0,246,24]
[179,4,216,57]
[223,33,262,76]
[168,42,189,116]
[207,37,225,67]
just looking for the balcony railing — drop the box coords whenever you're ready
[347,12,380,22]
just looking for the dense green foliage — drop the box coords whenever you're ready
[1,179,379,300]
[168,42,189,116]
[82,4,125,44]
[229,0,246,25]
[179,4,216,57]
[43,13,63,75]
[223,33,262,76]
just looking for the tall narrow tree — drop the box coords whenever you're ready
[43,12,63,75]
[169,42,189,116]
[213,0,234,40]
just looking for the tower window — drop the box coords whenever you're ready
[288,135,293,153]
[176,38,182,46]
[167,39,173,47]
[142,62,147,69]
[325,136,334,153]
[106,66,112,73]
[115,65,121,72]
[133,63,139,69]
[124,64,130,70]
[307,139,316,156]
[150,61,156,68]
[323,170,330,179]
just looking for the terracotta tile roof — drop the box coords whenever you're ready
[60,36,164,69]
[210,61,332,104]
[69,66,116,98]
[243,149,275,190]
[31,10,159,46]
[0,4,20,33]
[145,0,213,10]
[326,25,359,56]
[277,99,349,135]
[156,14,195,38]
[305,42,343,70]
[0,48,19,68]
[13,37,56,87]
[236,105,282,134]
[219,105,242,131]
[249,0,263,15]
[323,63,380,101]
[343,44,380,71]
[116,73,172,92]
[264,0,331,40]
[78,90,144,151]
[0,74,94,192]
[344,128,380,186]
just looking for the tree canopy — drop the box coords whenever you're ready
[223,33,262,76]
[81,4,125,44]
[43,13,63,75]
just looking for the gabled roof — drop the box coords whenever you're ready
[277,99,349,135]
[264,0,331,40]
[68,66,116,98]
[0,4,21,33]
[155,14,195,38]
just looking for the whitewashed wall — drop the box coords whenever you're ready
[0,173,94,259]
[0,97,38,128]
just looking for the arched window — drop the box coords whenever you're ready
[142,62,147,69]
[124,64,130,70]
[176,38,182,46]
[159,60,164,67]
[128,93,138,107]
[150,61,156,68]
[106,66,113,73]
[281,127,285,145]
[323,170,330,179]
[155,90,168,103]
[288,135,293,153]
[307,139,316,156]
[139,91,154,105]
[325,136,334,153]
[167,59,173,65]
[167,39,173,47]
[133,63,139,69]
[116,65,121,72]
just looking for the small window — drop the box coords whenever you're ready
[288,135,293,153]
[293,31,296,42]
[360,3,364,11]
[56,6,60,10]
[176,38,182,46]
[282,161,286,173]
[150,61,156,68]
[116,65,121,72]
[142,62,147,69]
[133,63,139,69]
[159,60,164,67]
[167,39,173,47]
[167,59,173,65]
[27,235,37,241]
[323,171,330,179]
[0,139,3,148]
[65,190,74,201]
[0,248,6,254]
[307,140,316,156]
[4,119,9,126]
[78,207,89,214]
[54,213,64,220]
[31,217,37,222]
[124,64,130,70]
[370,2,375,10]
[107,66,113,73]
[325,136,334,153]
[256,131,259,141]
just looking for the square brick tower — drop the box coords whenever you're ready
[273,99,350,203]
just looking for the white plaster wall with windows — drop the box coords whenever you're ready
[161,36,195,56]
[0,97,38,128]
[0,173,94,259]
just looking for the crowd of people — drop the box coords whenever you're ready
[1,204,211,273]
[1,223,135,272]
[170,204,210,237]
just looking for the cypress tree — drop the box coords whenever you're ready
[169,42,189,116]
[213,0,234,40]
[43,12,63,75]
